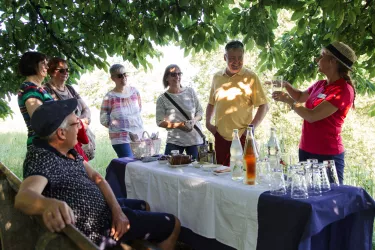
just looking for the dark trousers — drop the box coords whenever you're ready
[299,148,345,184]
[214,132,245,166]
[112,143,134,158]
[164,143,199,160]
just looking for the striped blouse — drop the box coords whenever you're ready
[18,82,54,146]
[100,87,144,145]
[156,87,204,146]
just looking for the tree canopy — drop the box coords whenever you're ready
[1,0,375,118]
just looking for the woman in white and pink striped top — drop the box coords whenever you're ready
[100,64,144,158]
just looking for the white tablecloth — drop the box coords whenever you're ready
[125,161,269,250]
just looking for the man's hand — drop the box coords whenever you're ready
[111,211,130,241]
[42,199,75,233]
[206,123,217,135]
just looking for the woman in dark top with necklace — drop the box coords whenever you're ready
[44,57,92,161]
[44,57,91,127]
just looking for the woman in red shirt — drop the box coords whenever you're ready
[272,41,357,184]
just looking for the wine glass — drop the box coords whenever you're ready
[272,75,284,93]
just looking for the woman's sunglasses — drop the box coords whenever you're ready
[116,73,128,79]
[169,72,183,77]
[56,68,69,74]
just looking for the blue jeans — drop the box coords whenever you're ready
[112,143,133,158]
[164,143,199,160]
[299,149,345,184]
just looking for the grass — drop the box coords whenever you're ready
[0,131,117,178]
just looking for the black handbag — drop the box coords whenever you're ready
[163,92,206,140]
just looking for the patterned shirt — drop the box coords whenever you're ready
[18,82,54,146]
[156,87,204,146]
[100,87,144,145]
[23,139,111,245]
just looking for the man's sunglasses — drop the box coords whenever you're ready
[116,73,128,79]
[56,68,69,74]
[169,72,183,77]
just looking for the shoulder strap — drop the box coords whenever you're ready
[163,92,190,120]
[163,92,205,140]
[66,85,79,98]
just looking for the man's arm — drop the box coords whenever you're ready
[15,175,75,232]
[205,104,216,135]
[250,103,269,129]
[83,161,129,241]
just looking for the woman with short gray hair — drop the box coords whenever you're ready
[100,64,144,158]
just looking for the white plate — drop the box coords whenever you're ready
[202,164,222,171]
[158,160,168,164]
[167,163,192,168]
[191,161,201,168]
[213,166,231,175]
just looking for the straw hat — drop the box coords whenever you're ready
[325,41,357,70]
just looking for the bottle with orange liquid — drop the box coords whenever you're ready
[243,125,258,185]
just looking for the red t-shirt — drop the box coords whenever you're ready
[299,78,354,155]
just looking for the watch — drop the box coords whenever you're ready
[290,101,297,110]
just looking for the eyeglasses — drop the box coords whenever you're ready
[169,72,183,77]
[56,68,69,74]
[116,73,128,79]
[69,120,81,129]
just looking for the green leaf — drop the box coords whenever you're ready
[179,0,190,7]
[336,12,345,28]
[297,19,306,35]
[369,104,375,117]
[291,10,304,21]
[347,11,356,24]
[246,39,254,50]
[232,8,241,14]
[323,33,332,40]
[184,48,190,57]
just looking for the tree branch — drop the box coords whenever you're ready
[11,1,20,51]
[29,0,84,69]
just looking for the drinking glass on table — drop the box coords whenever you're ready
[171,150,179,156]
[323,160,340,187]
[291,167,309,199]
[310,163,322,196]
[257,159,271,185]
[305,159,317,195]
[319,163,331,192]
[270,167,286,196]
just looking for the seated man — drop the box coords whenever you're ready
[15,99,180,250]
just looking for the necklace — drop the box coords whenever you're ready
[54,85,66,92]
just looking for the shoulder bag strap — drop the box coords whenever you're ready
[163,92,205,140]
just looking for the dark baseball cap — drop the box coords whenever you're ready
[31,98,78,137]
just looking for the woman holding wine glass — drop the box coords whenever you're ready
[271,41,357,184]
